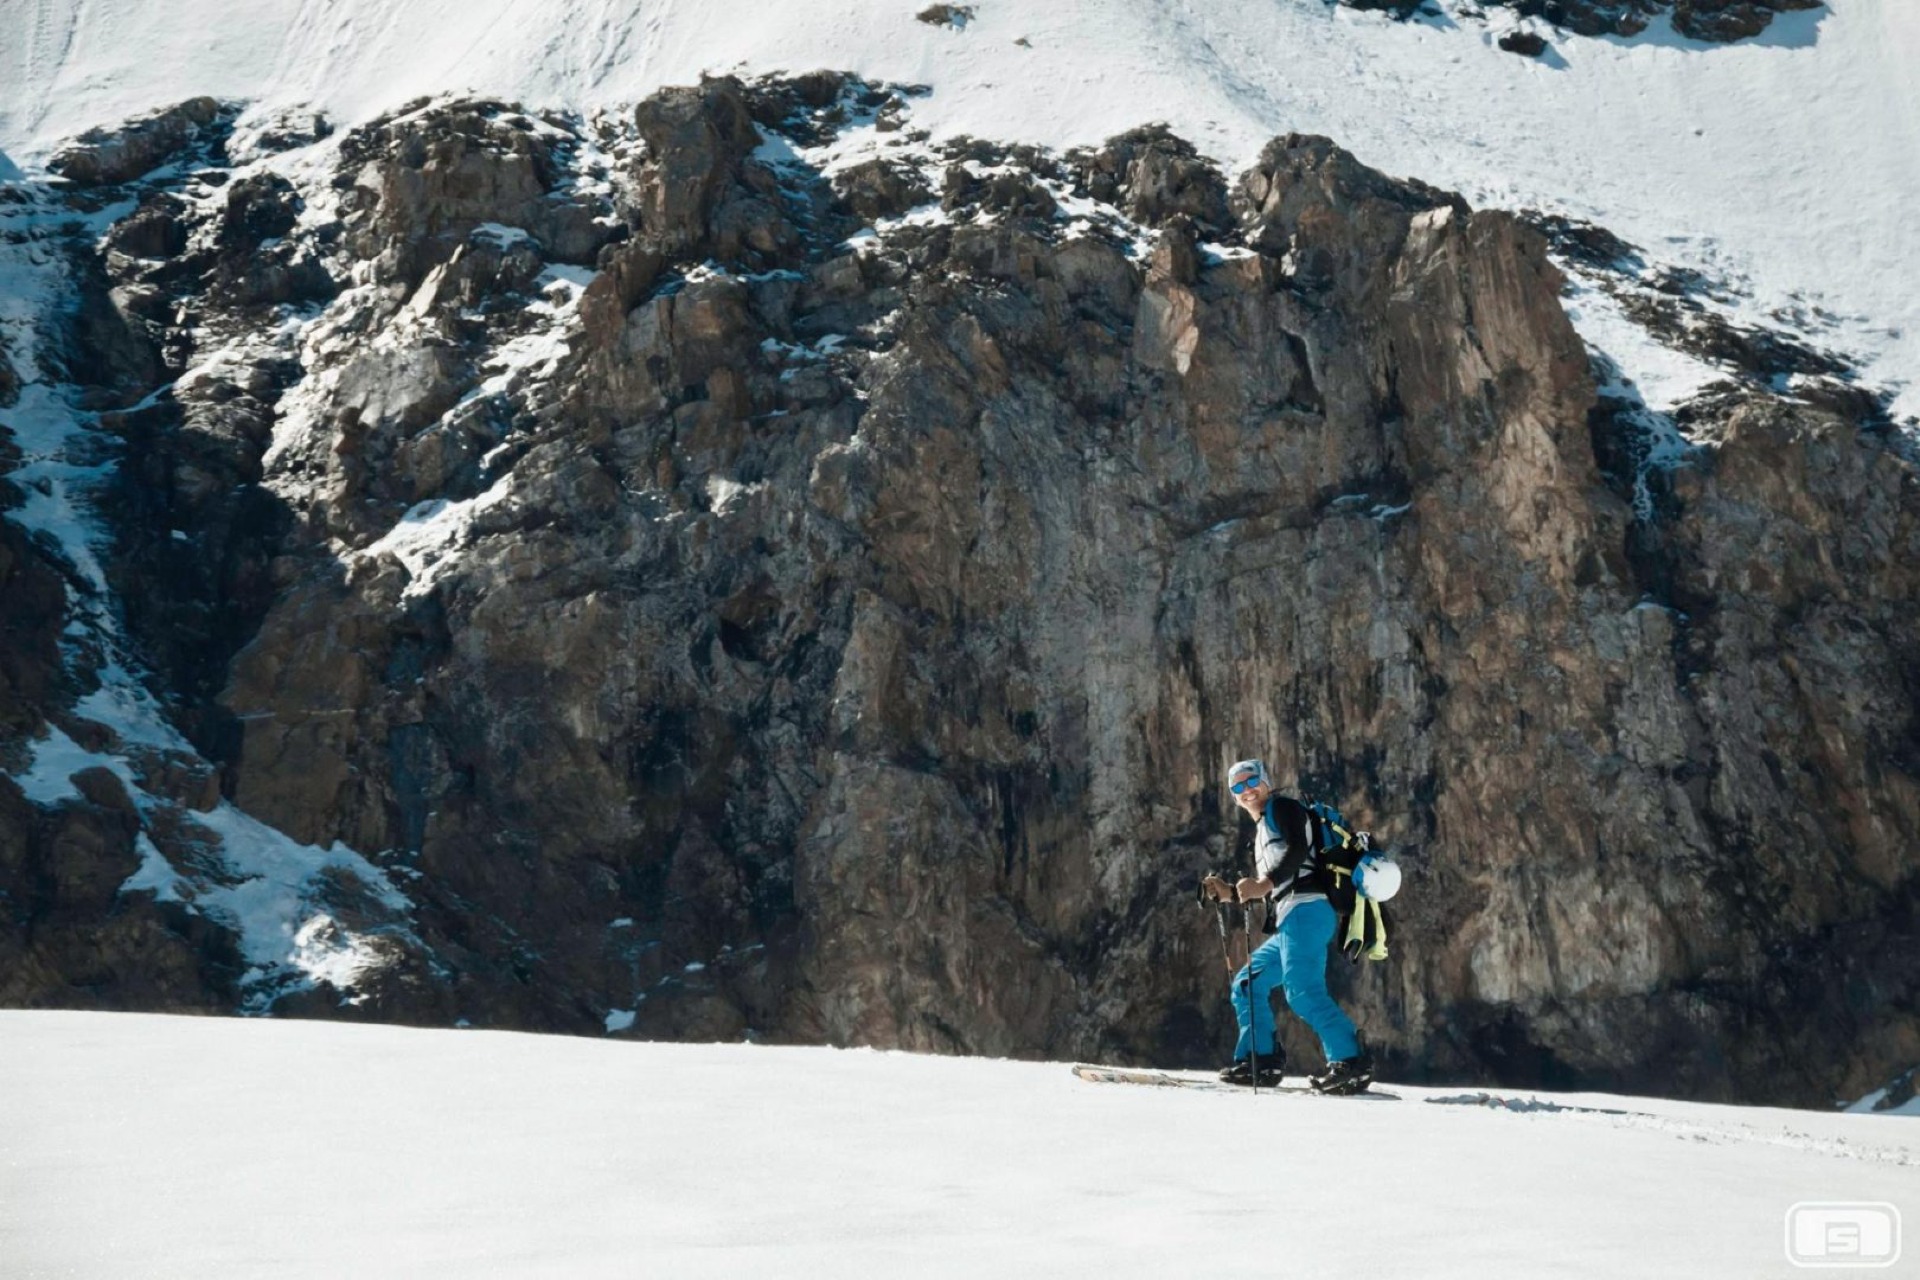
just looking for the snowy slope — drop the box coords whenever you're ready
[2,0,1918,414]
[1,1011,1915,1279]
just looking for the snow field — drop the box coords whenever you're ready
[2,1011,1916,1279]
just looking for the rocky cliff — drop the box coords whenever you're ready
[2,76,1914,1106]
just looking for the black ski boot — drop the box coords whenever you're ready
[1309,1051,1374,1096]
[1218,1055,1285,1088]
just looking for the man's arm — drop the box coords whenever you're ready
[1210,870,1274,902]
[1232,873,1274,902]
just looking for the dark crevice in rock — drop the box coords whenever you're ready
[0,334,21,408]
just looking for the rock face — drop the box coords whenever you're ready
[3,77,1916,1106]
[0,437,238,1010]
[1348,0,1821,41]
[1664,0,1823,42]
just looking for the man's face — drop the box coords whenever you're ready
[1230,776,1270,816]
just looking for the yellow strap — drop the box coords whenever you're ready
[1345,896,1389,960]
[1366,898,1388,961]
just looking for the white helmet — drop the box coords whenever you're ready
[1354,853,1402,902]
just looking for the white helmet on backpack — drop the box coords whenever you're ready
[1354,853,1402,902]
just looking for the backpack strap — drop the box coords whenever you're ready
[1260,795,1315,899]
[1308,800,1356,853]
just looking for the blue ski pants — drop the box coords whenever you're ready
[1231,897,1360,1065]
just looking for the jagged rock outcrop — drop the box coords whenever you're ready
[1068,126,1232,235]
[1655,0,1822,42]
[3,76,1915,1106]
[49,98,227,188]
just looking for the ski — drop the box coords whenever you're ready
[1071,1062,1398,1100]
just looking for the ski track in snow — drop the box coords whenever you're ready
[1126,1068,1920,1165]
[1425,1090,1920,1168]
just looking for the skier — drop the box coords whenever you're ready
[1201,757,1376,1094]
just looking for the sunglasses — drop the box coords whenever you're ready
[1229,776,1264,795]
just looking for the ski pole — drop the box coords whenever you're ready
[1199,875,1236,977]
[1212,900,1235,977]
[1242,898,1259,1097]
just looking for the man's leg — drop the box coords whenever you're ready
[1229,932,1289,1061]
[1277,899,1361,1063]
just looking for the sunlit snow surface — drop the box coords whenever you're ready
[1,0,1916,416]
[1,1012,1917,1279]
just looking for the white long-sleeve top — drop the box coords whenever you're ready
[1253,795,1327,929]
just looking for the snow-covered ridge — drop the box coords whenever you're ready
[4,0,1917,416]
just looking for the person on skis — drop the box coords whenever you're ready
[1201,757,1375,1094]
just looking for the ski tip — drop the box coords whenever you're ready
[1070,1062,1178,1085]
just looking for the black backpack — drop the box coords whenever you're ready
[1295,799,1390,964]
